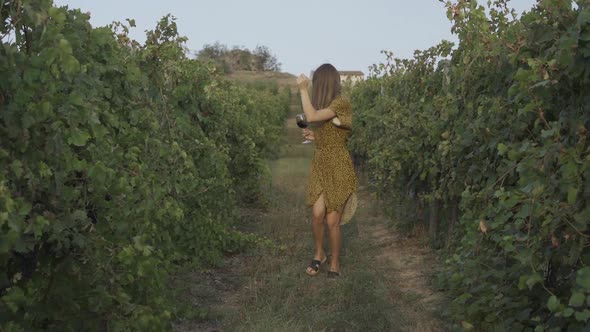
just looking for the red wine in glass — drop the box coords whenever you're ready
[296,114,312,144]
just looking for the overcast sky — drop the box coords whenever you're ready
[53,0,537,75]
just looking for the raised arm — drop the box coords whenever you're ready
[297,74,336,123]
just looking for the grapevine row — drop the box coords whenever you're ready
[350,1,590,329]
[0,2,289,330]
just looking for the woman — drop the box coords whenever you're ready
[297,63,357,278]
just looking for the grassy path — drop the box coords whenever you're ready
[175,95,447,332]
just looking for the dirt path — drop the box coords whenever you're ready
[174,94,447,331]
[356,191,446,331]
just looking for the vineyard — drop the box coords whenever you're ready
[0,1,289,330]
[349,0,590,330]
[2,0,590,331]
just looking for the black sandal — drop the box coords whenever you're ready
[327,270,340,279]
[305,256,327,276]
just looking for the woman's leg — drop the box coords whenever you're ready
[311,194,327,261]
[326,210,342,273]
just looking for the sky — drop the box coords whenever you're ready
[52,0,538,76]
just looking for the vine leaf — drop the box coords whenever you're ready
[567,187,578,205]
[569,291,585,307]
[576,267,590,290]
[547,296,560,312]
[68,129,91,147]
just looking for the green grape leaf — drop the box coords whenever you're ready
[568,187,578,205]
[575,309,590,322]
[569,292,585,307]
[547,296,560,312]
[68,129,91,147]
[576,267,590,291]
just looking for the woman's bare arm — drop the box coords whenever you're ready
[297,74,336,123]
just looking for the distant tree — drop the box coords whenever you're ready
[229,47,253,71]
[253,45,281,72]
[197,42,227,61]
[196,43,281,73]
[197,42,231,72]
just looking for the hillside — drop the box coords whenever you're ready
[228,70,297,91]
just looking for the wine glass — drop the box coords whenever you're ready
[296,113,312,144]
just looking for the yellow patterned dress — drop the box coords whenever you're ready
[307,95,357,222]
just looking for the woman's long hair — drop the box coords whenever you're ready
[311,63,341,110]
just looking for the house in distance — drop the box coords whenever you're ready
[309,70,365,85]
[338,71,364,84]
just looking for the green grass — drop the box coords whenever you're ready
[223,188,404,332]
